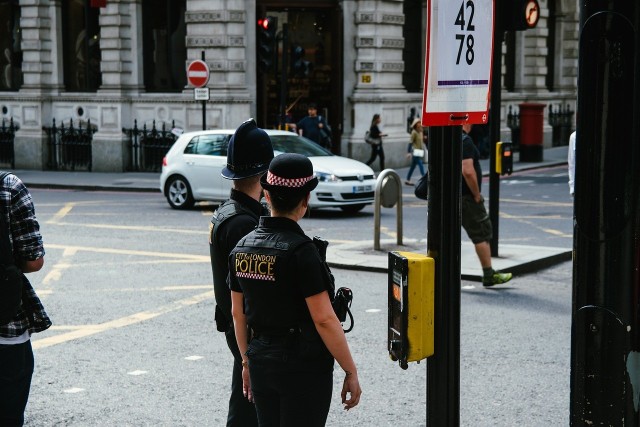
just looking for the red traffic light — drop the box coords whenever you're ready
[258,17,273,30]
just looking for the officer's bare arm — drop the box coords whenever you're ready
[21,257,44,273]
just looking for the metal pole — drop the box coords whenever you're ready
[488,0,503,257]
[280,24,289,128]
[201,50,206,130]
[570,0,640,424]
[426,126,461,427]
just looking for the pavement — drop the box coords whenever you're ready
[11,145,572,281]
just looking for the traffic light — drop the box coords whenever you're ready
[503,0,540,31]
[291,45,312,77]
[257,16,277,72]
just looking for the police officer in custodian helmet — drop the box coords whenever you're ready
[229,153,362,426]
[209,119,273,426]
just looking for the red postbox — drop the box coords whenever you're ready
[519,102,545,162]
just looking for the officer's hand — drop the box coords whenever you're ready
[341,372,362,410]
[474,194,484,204]
[242,365,253,402]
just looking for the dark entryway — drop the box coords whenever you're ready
[256,2,343,153]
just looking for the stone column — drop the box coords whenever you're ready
[185,0,252,130]
[91,0,142,172]
[348,0,410,168]
[14,0,60,169]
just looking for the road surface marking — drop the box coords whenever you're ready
[42,247,78,287]
[185,356,203,361]
[45,243,208,261]
[32,290,213,350]
[128,370,148,376]
[47,203,75,224]
[63,388,85,394]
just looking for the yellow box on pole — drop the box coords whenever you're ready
[388,251,435,369]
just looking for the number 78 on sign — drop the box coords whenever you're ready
[422,0,494,126]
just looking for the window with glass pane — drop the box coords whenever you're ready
[196,135,229,156]
[142,0,187,92]
[0,0,21,91]
[62,0,102,92]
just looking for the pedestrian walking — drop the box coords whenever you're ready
[365,114,387,170]
[229,153,362,426]
[405,118,426,185]
[296,103,332,149]
[209,119,274,426]
[1,171,51,426]
[461,124,513,287]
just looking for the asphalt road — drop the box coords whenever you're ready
[22,167,573,426]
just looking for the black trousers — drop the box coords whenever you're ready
[246,332,334,427]
[365,144,385,170]
[0,340,34,427]
[225,328,259,427]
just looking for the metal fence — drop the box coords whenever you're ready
[123,120,178,172]
[43,118,96,171]
[548,104,574,147]
[0,118,18,168]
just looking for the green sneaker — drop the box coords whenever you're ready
[482,271,512,287]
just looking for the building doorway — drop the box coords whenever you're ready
[256,3,343,153]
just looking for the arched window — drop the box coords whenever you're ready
[62,0,102,92]
[142,0,186,92]
[0,0,22,91]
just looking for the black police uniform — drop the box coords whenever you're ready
[229,216,335,427]
[210,189,266,427]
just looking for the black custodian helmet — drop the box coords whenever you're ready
[221,119,274,180]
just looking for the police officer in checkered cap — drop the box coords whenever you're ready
[209,118,273,427]
[228,153,362,425]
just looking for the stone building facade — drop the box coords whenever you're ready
[0,0,578,172]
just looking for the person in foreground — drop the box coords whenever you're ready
[229,153,362,426]
[1,171,51,426]
[209,119,274,426]
[461,123,512,287]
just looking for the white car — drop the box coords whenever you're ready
[160,129,376,212]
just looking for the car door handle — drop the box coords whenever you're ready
[186,161,195,166]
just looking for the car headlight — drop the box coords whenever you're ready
[315,172,342,183]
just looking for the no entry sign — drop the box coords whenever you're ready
[422,0,494,126]
[186,60,210,88]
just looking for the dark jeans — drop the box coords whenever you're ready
[365,144,385,170]
[225,328,258,427]
[246,332,334,427]
[0,340,34,427]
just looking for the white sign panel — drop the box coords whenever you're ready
[422,0,494,126]
[194,87,210,101]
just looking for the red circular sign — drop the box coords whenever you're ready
[186,60,210,88]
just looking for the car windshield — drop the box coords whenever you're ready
[270,134,332,157]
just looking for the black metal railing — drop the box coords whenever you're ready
[123,120,178,172]
[43,118,96,171]
[548,104,574,147]
[0,118,18,168]
[506,105,520,151]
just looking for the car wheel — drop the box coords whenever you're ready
[166,175,195,209]
[340,204,366,213]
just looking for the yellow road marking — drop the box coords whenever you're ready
[32,290,214,350]
[45,243,209,261]
[47,203,75,224]
[46,222,206,235]
[500,198,573,207]
[42,248,78,286]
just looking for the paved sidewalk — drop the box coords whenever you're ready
[12,145,572,279]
